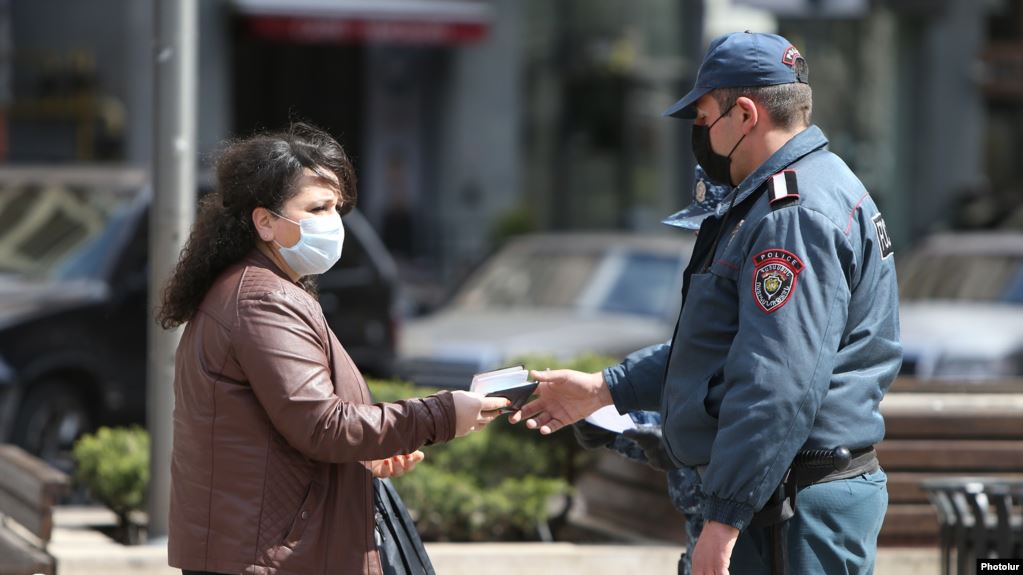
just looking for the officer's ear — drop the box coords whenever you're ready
[735,96,759,133]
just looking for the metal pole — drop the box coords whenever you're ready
[677,0,704,206]
[149,0,197,540]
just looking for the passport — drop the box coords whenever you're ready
[469,365,538,413]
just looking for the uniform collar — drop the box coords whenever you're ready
[710,125,828,217]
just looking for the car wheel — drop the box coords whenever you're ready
[11,380,94,475]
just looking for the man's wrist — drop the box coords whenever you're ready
[705,494,756,531]
[592,371,613,408]
[704,520,740,539]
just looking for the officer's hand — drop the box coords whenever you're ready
[691,520,739,575]
[508,369,612,435]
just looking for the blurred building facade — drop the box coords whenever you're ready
[763,0,1018,248]
[2,0,1022,293]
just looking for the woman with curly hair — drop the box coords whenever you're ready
[158,123,507,575]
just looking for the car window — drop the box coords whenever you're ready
[52,204,136,281]
[1003,265,1023,304]
[899,253,1023,303]
[0,183,136,280]
[598,253,682,317]
[454,250,602,309]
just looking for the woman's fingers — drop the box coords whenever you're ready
[370,450,427,478]
[453,391,509,436]
[375,458,394,478]
[480,396,512,412]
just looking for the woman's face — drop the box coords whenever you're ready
[270,167,342,248]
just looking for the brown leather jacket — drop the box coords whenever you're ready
[168,250,456,575]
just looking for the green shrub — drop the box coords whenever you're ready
[369,353,618,541]
[73,426,149,540]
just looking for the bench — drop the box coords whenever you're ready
[878,382,1023,545]
[570,379,1023,547]
[0,444,71,575]
[920,478,1023,575]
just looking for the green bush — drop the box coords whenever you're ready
[369,353,618,541]
[73,426,149,540]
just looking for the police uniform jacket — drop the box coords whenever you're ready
[604,125,902,531]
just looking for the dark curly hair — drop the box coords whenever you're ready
[157,123,357,329]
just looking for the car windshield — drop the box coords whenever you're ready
[898,252,1023,303]
[599,252,682,316]
[0,176,141,281]
[453,244,682,317]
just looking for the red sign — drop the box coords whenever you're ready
[247,15,488,45]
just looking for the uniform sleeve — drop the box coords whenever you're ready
[701,207,853,530]
[234,291,456,463]
[604,341,671,413]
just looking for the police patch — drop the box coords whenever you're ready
[872,212,894,260]
[752,249,805,313]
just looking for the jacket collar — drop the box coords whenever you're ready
[710,124,828,217]
[246,247,303,286]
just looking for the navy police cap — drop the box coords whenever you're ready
[664,31,809,119]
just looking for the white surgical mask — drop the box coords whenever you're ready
[271,210,345,276]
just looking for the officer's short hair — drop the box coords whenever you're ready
[712,83,813,130]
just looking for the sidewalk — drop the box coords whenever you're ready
[49,506,939,574]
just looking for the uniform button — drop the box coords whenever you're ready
[300,511,309,520]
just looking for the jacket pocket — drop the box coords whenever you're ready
[709,257,740,281]
[662,368,720,466]
[280,480,320,549]
[689,369,720,426]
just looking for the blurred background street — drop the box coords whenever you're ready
[0,0,1022,573]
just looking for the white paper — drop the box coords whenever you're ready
[471,365,531,395]
[585,405,636,433]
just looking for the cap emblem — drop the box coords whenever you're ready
[695,180,707,203]
[782,45,801,66]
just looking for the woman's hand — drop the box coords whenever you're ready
[369,450,426,478]
[452,391,510,437]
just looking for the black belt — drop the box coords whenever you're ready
[790,446,879,488]
[749,446,879,575]
[750,446,878,529]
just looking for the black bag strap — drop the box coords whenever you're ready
[374,478,436,575]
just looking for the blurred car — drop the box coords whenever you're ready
[397,233,695,388]
[0,167,399,470]
[898,231,1023,379]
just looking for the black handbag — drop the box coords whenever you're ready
[373,477,436,575]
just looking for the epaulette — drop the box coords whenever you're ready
[768,170,800,210]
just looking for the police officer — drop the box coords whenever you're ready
[511,31,901,575]
[569,165,730,575]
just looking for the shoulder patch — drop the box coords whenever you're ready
[752,249,805,314]
[768,171,800,208]
[871,213,894,260]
